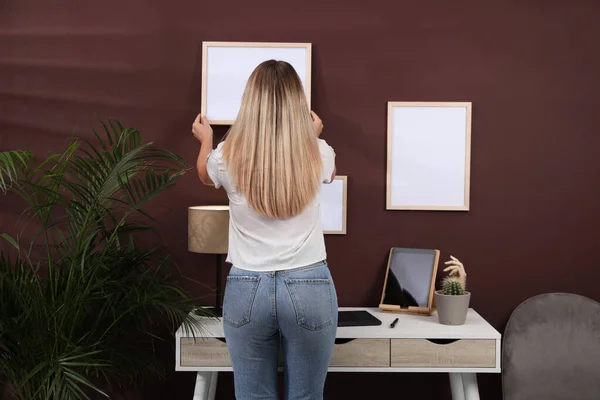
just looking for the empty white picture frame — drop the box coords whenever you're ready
[387,102,472,211]
[319,175,347,234]
[201,41,312,125]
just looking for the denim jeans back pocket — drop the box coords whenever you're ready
[223,276,261,328]
[284,278,333,331]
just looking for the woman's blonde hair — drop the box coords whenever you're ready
[222,60,322,219]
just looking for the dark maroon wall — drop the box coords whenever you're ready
[2,1,600,399]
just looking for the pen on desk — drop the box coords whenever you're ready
[390,318,399,328]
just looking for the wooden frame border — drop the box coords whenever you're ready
[379,248,440,316]
[386,101,472,211]
[201,41,312,125]
[323,175,347,235]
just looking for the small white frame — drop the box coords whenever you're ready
[319,175,347,235]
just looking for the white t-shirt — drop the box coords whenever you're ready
[206,139,336,272]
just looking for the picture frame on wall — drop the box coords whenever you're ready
[386,101,472,211]
[201,41,312,125]
[319,175,347,235]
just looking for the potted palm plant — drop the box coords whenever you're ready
[434,256,470,325]
[0,120,210,399]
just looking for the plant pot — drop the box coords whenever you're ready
[434,290,471,325]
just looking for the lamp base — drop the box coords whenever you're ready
[192,254,224,319]
[194,306,222,318]
[208,306,222,317]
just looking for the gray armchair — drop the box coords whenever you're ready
[502,293,600,400]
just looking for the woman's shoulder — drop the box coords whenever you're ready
[214,140,226,155]
[317,138,335,159]
[317,139,336,183]
[208,141,226,165]
[206,141,235,192]
[206,141,226,176]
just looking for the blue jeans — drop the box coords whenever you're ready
[222,261,338,400]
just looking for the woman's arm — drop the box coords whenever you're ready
[329,166,336,183]
[312,111,337,183]
[192,114,214,186]
[196,139,214,186]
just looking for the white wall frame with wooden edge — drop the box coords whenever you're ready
[386,102,472,211]
[201,41,312,125]
[379,248,440,316]
[176,307,501,400]
[319,175,347,235]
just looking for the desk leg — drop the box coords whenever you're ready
[449,373,465,400]
[461,373,480,400]
[193,372,218,400]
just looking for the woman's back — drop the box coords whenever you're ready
[207,137,336,271]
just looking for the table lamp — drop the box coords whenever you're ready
[188,205,229,316]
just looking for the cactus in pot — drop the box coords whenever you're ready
[434,257,471,325]
[442,276,466,296]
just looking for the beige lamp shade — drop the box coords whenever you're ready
[188,205,229,254]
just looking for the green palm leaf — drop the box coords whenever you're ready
[0,150,32,193]
[0,119,208,399]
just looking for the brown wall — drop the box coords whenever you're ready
[2,1,600,399]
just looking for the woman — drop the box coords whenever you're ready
[191,60,338,400]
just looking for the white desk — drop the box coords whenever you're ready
[175,307,501,400]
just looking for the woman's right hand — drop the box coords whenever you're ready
[311,111,323,137]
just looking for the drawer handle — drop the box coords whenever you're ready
[214,338,359,345]
[334,338,356,345]
[215,338,458,345]
[425,339,460,345]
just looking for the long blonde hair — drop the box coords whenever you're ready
[222,60,322,219]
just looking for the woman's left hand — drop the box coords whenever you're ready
[311,111,323,137]
[192,114,213,143]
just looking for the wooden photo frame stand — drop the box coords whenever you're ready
[379,248,440,316]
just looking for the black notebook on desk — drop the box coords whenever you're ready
[337,310,382,327]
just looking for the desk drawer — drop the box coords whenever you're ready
[180,338,391,368]
[331,339,390,367]
[180,338,231,367]
[391,339,496,368]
